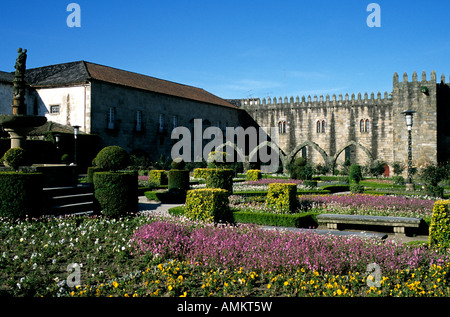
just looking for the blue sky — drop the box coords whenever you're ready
[1,0,450,99]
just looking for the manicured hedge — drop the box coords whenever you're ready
[246,169,262,181]
[266,183,297,213]
[0,172,43,219]
[185,188,232,223]
[205,169,234,194]
[144,190,186,204]
[429,200,450,251]
[93,171,138,217]
[233,211,318,228]
[87,167,103,183]
[168,170,190,191]
[149,170,168,186]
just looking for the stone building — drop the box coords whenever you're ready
[239,71,450,174]
[1,61,448,174]
[0,61,245,162]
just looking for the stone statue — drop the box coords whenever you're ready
[12,48,27,113]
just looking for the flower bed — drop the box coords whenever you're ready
[2,214,450,297]
[297,194,435,219]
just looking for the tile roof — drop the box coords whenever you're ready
[23,61,236,109]
[0,71,14,84]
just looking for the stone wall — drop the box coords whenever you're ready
[240,71,449,172]
[90,80,244,161]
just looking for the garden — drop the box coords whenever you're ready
[1,147,450,298]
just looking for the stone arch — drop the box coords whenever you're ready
[248,140,286,173]
[215,141,246,163]
[333,141,374,167]
[286,140,330,169]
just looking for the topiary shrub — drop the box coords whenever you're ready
[2,147,27,171]
[149,170,168,186]
[93,171,138,218]
[87,166,103,183]
[0,172,43,219]
[184,188,231,223]
[168,169,190,191]
[429,200,450,252]
[193,168,209,179]
[171,157,186,170]
[94,146,129,171]
[349,183,365,194]
[349,164,363,184]
[246,169,262,181]
[205,169,234,194]
[265,183,298,214]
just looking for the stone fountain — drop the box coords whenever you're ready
[0,48,47,149]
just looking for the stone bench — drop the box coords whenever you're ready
[316,213,424,236]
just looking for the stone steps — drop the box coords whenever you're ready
[43,184,97,216]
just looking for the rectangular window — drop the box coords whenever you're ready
[107,107,116,130]
[50,105,60,114]
[136,111,142,132]
[172,115,178,130]
[159,114,165,133]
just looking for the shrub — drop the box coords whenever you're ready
[94,146,129,171]
[168,169,190,191]
[61,153,71,164]
[93,171,138,217]
[246,169,262,181]
[392,175,405,185]
[265,183,298,214]
[192,168,209,179]
[420,163,448,198]
[350,183,365,194]
[303,180,317,188]
[87,166,102,183]
[2,147,26,171]
[207,151,229,168]
[149,170,168,186]
[144,190,186,204]
[171,157,186,170]
[0,172,43,219]
[429,200,450,251]
[290,158,314,181]
[349,164,363,184]
[205,169,234,194]
[185,188,231,223]
[233,210,318,228]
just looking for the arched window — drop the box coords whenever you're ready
[365,119,370,132]
[360,119,365,133]
[278,121,287,134]
[321,120,326,133]
[317,120,321,133]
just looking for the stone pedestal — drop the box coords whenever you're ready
[405,183,415,192]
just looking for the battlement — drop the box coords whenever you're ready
[241,71,449,109]
[241,90,391,108]
[393,70,450,85]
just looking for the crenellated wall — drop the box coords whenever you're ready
[239,71,449,173]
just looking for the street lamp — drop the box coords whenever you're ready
[401,110,416,191]
[73,125,80,165]
[54,133,61,150]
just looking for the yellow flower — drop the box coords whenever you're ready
[168,285,173,291]
[267,284,272,289]
[113,281,119,288]
[284,281,289,286]
[180,292,187,297]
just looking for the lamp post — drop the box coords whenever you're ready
[401,110,416,191]
[73,126,80,165]
[55,133,61,151]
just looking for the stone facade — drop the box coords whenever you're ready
[240,71,450,173]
